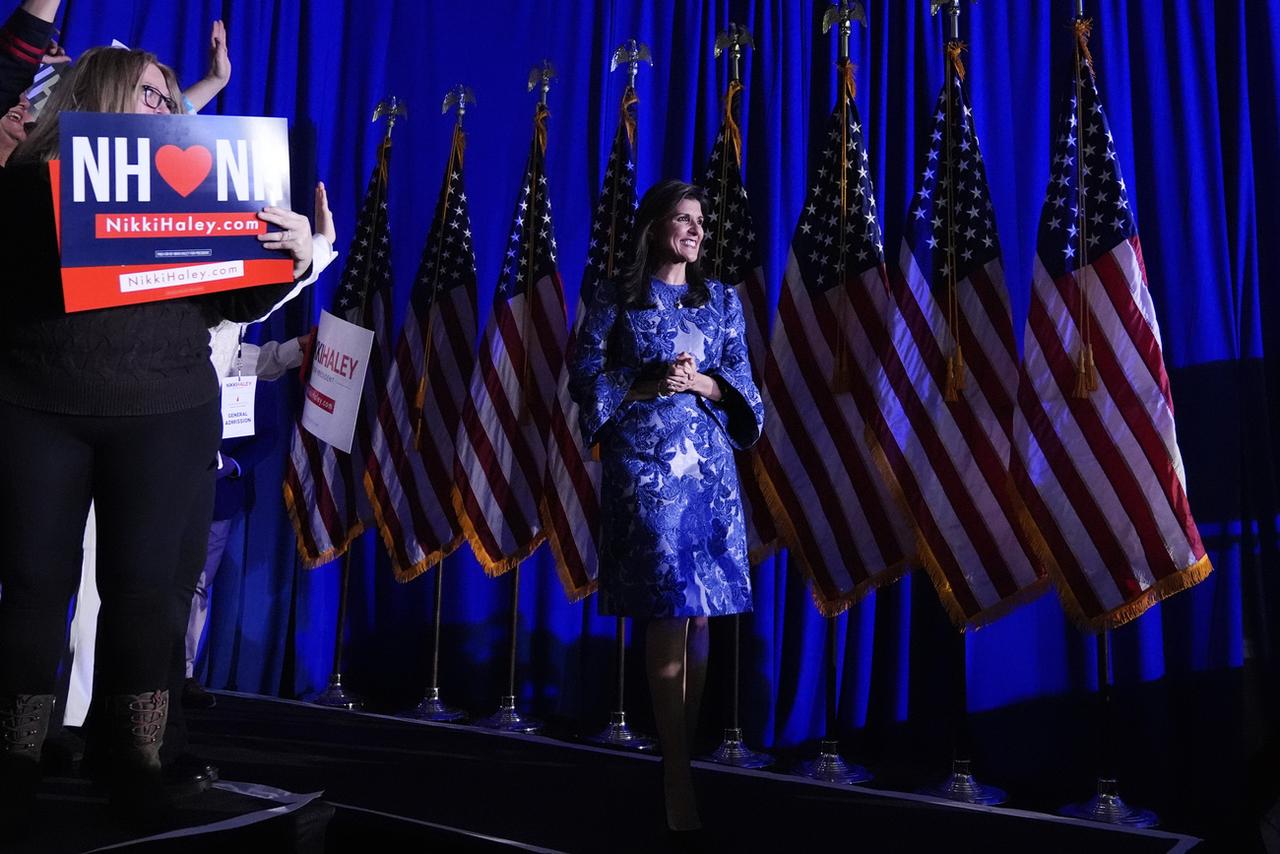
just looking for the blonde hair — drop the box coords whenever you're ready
[13,46,181,163]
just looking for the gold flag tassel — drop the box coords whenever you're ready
[1068,17,1098,400]
[1073,17,1095,75]
[722,79,744,166]
[620,86,638,148]
[945,40,967,81]
[944,342,966,402]
[830,59,858,394]
[941,41,966,402]
[1072,342,1098,399]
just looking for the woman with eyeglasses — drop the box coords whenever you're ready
[569,179,763,835]
[0,4,315,834]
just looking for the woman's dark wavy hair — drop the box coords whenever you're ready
[617,179,710,309]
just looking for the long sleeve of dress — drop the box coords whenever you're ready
[568,280,636,447]
[701,283,763,451]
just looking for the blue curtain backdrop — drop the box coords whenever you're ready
[55,0,1277,791]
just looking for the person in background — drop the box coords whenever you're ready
[0,7,316,834]
[568,179,763,834]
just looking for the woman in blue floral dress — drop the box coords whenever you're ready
[569,179,763,832]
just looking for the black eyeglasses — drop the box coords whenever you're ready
[140,84,177,114]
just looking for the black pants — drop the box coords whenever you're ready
[0,398,221,697]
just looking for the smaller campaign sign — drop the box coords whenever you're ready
[55,112,295,312]
[301,309,374,454]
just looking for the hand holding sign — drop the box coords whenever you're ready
[257,205,313,278]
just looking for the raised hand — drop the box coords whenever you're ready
[315,181,336,245]
[208,20,231,84]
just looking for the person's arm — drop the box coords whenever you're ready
[182,20,230,113]
[237,182,339,324]
[203,205,315,322]
[249,334,307,382]
[19,0,59,22]
[567,280,638,446]
[0,3,56,114]
[694,284,764,450]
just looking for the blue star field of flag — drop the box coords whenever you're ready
[498,106,559,301]
[412,128,477,316]
[904,69,1000,292]
[791,71,884,295]
[582,95,636,304]
[334,143,393,326]
[701,90,762,284]
[1035,59,1136,280]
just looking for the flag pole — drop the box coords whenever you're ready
[405,87,474,724]
[587,41,657,753]
[309,97,405,712]
[1060,629,1159,825]
[796,613,873,783]
[514,61,555,424]
[1056,9,1156,824]
[406,560,466,722]
[794,4,875,786]
[308,549,364,709]
[704,22,772,770]
[476,565,542,732]
[913,2,1007,803]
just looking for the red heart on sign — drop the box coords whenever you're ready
[154,144,212,198]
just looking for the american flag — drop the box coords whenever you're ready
[364,124,477,582]
[868,49,1048,627]
[754,63,912,614]
[454,103,565,574]
[1012,22,1211,630]
[700,81,779,562]
[541,90,638,600]
[284,137,393,566]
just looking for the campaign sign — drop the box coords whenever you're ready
[300,309,374,454]
[54,112,294,312]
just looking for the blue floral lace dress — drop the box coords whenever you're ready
[569,277,763,618]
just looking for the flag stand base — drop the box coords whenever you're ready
[586,711,656,751]
[476,695,541,734]
[404,687,466,723]
[918,758,1007,804]
[306,673,364,711]
[1059,777,1158,827]
[795,739,872,784]
[705,728,772,768]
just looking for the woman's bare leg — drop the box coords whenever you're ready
[683,617,709,750]
[645,617,700,831]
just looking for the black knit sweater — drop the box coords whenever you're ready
[0,9,302,417]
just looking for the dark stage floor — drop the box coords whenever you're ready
[13,692,1208,852]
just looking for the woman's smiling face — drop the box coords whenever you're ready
[655,198,705,265]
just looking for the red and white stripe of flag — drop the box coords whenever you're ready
[870,247,1049,627]
[1014,237,1211,629]
[284,430,368,567]
[755,254,913,614]
[541,294,600,601]
[454,275,566,574]
[364,281,475,581]
[868,248,1048,627]
[733,266,782,563]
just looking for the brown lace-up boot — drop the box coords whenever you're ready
[108,689,172,827]
[0,694,54,838]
